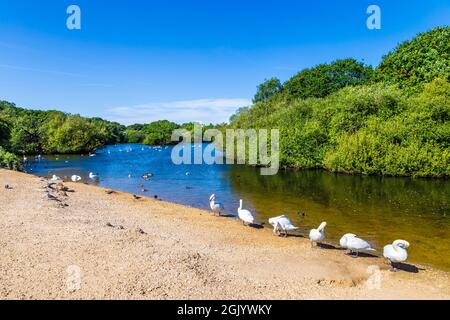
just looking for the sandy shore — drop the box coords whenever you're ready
[0,169,449,300]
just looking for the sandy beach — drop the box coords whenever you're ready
[0,168,449,300]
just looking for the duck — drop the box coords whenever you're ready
[142,173,153,180]
[339,233,375,258]
[209,194,224,216]
[383,240,410,272]
[268,215,299,237]
[309,222,327,247]
[238,199,254,226]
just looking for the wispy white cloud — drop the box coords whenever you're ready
[0,64,83,77]
[105,98,252,125]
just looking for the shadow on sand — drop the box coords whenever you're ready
[392,262,423,273]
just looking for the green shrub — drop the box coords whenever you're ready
[0,147,21,170]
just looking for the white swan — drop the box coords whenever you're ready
[51,175,62,181]
[340,233,374,257]
[89,172,98,179]
[238,199,254,225]
[268,215,299,237]
[383,240,409,272]
[209,194,224,216]
[71,175,82,182]
[309,222,327,247]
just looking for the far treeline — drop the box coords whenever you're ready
[0,103,222,170]
[0,27,449,178]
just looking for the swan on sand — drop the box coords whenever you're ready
[383,240,410,272]
[71,175,82,182]
[268,215,299,237]
[309,222,327,247]
[238,199,254,226]
[339,233,375,258]
[209,194,224,216]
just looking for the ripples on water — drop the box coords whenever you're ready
[27,144,450,271]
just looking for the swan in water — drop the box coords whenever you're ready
[268,215,299,237]
[340,233,375,257]
[383,240,410,272]
[89,172,98,180]
[309,222,327,247]
[238,199,254,225]
[209,194,224,216]
[51,175,62,181]
[71,175,82,182]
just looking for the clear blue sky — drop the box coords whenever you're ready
[0,0,448,124]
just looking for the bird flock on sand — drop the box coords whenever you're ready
[209,194,410,272]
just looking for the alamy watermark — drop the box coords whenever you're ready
[365,265,382,290]
[171,124,280,175]
[66,5,81,30]
[367,5,381,30]
[66,265,81,292]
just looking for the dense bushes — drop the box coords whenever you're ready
[282,58,374,100]
[232,78,449,177]
[0,147,21,170]
[229,27,449,178]
[375,27,450,89]
[231,80,449,178]
[0,102,126,156]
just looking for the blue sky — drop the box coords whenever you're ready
[0,0,448,124]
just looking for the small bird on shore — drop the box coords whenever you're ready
[268,215,299,237]
[238,199,254,226]
[309,222,327,247]
[209,194,224,216]
[51,175,62,181]
[89,172,98,180]
[47,193,60,202]
[4,184,12,190]
[340,233,375,258]
[383,240,410,272]
[133,194,141,200]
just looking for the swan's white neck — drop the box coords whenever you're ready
[239,200,243,210]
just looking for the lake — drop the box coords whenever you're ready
[26,143,450,271]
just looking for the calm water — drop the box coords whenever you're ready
[26,144,450,271]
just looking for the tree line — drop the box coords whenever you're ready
[229,27,449,178]
[0,102,223,170]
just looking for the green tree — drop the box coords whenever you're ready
[283,58,374,100]
[253,78,282,103]
[142,120,179,145]
[375,26,450,89]
[10,112,45,154]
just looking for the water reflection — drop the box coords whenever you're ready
[227,167,450,271]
